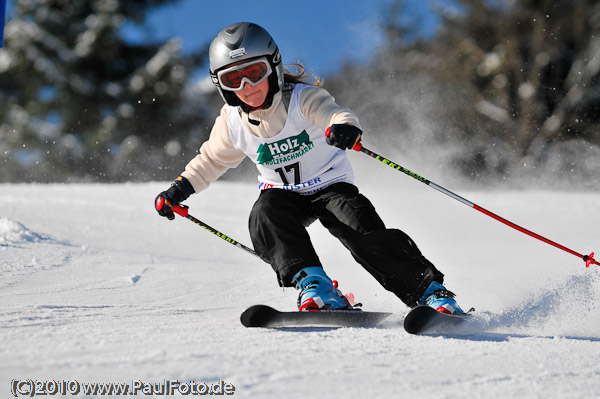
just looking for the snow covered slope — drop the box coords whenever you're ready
[2,181,600,398]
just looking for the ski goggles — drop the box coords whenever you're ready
[216,57,272,91]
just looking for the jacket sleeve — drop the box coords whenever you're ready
[299,86,361,131]
[181,106,246,193]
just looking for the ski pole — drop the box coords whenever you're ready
[348,139,599,268]
[171,204,260,259]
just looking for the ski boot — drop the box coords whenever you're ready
[419,281,463,315]
[292,267,353,312]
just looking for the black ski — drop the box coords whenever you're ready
[403,305,471,334]
[240,304,392,328]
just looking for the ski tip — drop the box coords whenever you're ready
[403,306,471,335]
[403,306,434,334]
[240,304,278,328]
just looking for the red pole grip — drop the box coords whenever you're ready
[172,205,189,217]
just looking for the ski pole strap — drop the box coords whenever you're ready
[353,143,599,268]
[172,205,260,259]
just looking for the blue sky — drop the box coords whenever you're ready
[4,0,440,78]
[125,0,440,79]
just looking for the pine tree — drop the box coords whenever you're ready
[0,0,212,182]
[363,0,600,185]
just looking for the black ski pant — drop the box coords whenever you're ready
[248,182,444,307]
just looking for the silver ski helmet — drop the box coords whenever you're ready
[209,22,284,108]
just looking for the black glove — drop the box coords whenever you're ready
[325,124,362,150]
[155,176,195,220]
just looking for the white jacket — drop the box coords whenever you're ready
[181,84,361,193]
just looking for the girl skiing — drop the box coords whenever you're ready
[155,22,463,315]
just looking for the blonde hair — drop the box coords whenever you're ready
[283,63,324,87]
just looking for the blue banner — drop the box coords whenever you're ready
[0,0,5,47]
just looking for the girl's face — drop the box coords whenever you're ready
[234,78,269,108]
